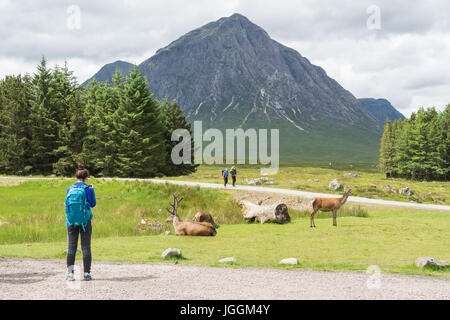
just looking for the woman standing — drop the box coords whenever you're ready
[221,168,229,188]
[230,166,237,187]
[65,165,96,281]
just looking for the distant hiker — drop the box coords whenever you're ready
[65,164,96,281]
[222,168,229,187]
[230,166,237,187]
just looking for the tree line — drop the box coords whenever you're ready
[379,105,449,180]
[0,57,197,177]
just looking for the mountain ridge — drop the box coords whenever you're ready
[358,98,406,124]
[84,13,383,162]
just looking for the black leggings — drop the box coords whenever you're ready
[67,220,92,273]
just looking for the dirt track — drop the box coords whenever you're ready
[1,258,449,300]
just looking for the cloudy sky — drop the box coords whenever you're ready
[1,0,449,116]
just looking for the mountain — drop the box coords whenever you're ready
[86,13,383,162]
[83,60,135,85]
[358,98,405,124]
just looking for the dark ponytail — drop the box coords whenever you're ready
[75,164,89,180]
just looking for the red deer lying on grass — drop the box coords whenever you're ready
[192,211,220,228]
[310,189,352,227]
[165,193,217,236]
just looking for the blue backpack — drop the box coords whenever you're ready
[65,184,92,231]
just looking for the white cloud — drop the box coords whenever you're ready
[1,0,449,116]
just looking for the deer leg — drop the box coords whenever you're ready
[310,209,318,228]
[333,209,337,227]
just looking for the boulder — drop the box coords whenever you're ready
[384,185,396,193]
[240,200,290,224]
[344,173,360,178]
[136,219,165,232]
[328,179,344,191]
[279,258,298,265]
[219,257,236,263]
[248,177,276,185]
[161,248,182,259]
[399,187,415,196]
[415,257,448,269]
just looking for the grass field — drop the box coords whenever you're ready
[159,163,450,205]
[0,178,449,276]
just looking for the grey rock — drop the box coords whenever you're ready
[218,257,236,263]
[399,187,415,196]
[279,258,298,265]
[415,257,448,269]
[161,248,182,259]
[328,179,344,191]
[344,173,360,178]
[384,184,396,193]
[248,177,276,185]
[136,219,166,233]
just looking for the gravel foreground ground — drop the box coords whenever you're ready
[0,258,449,300]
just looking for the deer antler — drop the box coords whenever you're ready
[166,192,184,215]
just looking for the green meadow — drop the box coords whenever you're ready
[0,178,449,276]
[159,163,450,205]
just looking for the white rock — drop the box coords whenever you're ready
[164,231,170,235]
[218,257,236,263]
[328,179,344,190]
[279,258,298,265]
[416,257,448,268]
[161,248,182,259]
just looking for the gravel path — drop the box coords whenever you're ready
[148,179,450,211]
[1,258,449,300]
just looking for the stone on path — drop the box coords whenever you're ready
[279,258,298,265]
[218,257,236,263]
[162,248,182,259]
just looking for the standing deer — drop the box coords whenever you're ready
[165,193,217,236]
[310,189,352,227]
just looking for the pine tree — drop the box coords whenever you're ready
[53,62,87,176]
[379,120,395,178]
[0,75,32,174]
[437,105,450,179]
[393,118,413,178]
[164,99,198,176]
[83,73,123,177]
[29,57,60,174]
[112,68,166,177]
